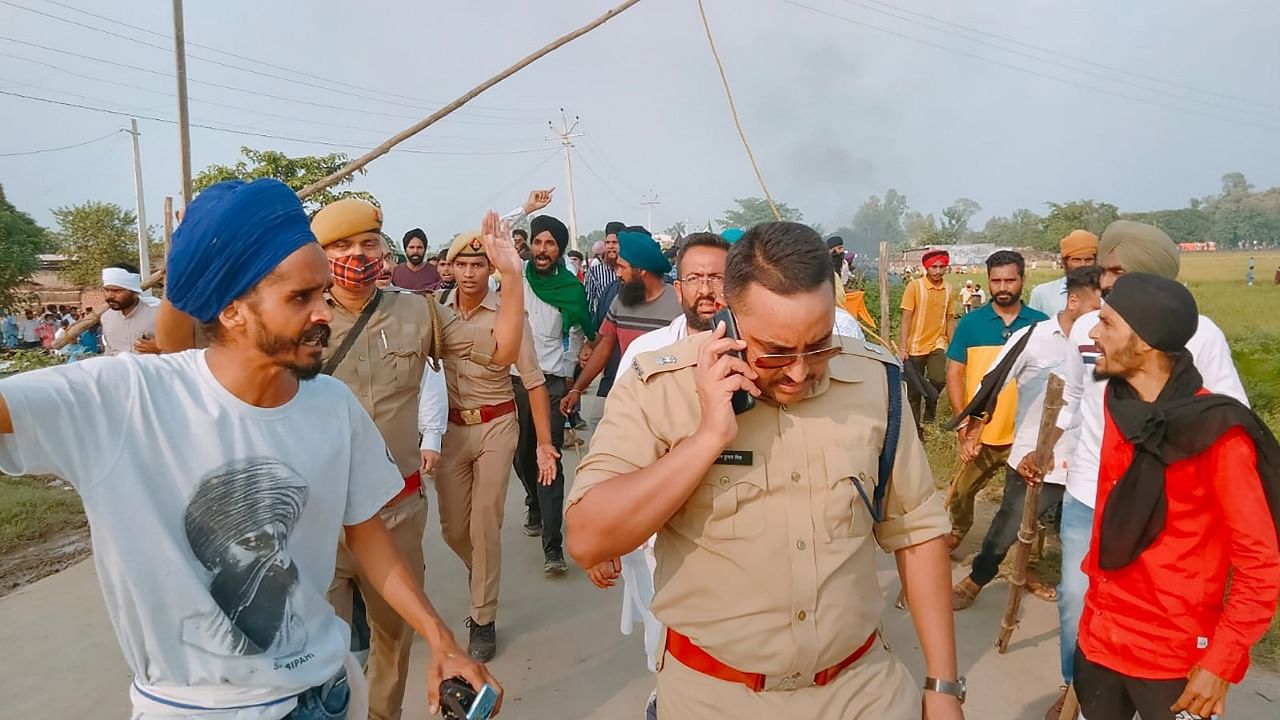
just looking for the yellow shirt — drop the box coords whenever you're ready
[899,277,953,356]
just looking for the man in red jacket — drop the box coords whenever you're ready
[1076,273,1280,720]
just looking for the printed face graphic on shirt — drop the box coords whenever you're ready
[184,458,309,657]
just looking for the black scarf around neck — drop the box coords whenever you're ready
[1099,351,1280,569]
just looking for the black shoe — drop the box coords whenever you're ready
[465,617,496,662]
[543,552,568,576]
[523,513,542,537]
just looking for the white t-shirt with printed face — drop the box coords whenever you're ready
[0,350,402,718]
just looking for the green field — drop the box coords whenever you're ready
[919,250,1280,667]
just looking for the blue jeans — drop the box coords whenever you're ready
[286,668,350,720]
[1057,492,1093,686]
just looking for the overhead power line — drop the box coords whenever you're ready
[0,88,560,156]
[0,128,122,157]
[850,0,1280,112]
[783,0,1280,133]
[0,36,540,128]
[4,0,551,121]
[832,0,1280,121]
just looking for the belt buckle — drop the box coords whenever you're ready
[460,408,483,425]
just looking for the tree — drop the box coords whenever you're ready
[938,198,982,244]
[52,201,157,288]
[0,184,49,310]
[847,189,908,254]
[1041,199,1120,250]
[976,208,1046,249]
[718,197,803,229]
[1120,207,1211,245]
[193,147,374,213]
[904,211,944,246]
[575,229,605,254]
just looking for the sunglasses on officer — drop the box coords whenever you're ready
[751,343,842,370]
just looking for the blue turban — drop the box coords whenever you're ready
[167,179,316,323]
[721,227,745,244]
[618,229,670,275]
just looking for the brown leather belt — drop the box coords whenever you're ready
[447,399,517,426]
[665,628,877,692]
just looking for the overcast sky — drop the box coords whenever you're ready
[3,0,1279,251]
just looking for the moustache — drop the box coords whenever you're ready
[534,254,552,264]
[299,324,330,347]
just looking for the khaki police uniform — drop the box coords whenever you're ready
[436,286,545,625]
[322,289,445,720]
[569,333,951,718]
[313,197,452,720]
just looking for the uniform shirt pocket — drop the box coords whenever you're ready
[821,449,876,541]
[380,335,426,390]
[696,465,769,540]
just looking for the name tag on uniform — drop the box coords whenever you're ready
[715,450,754,466]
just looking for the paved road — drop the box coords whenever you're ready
[2,452,1278,719]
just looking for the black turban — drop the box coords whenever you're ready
[530,215,569,253]
[1105,273,1198,352]
[185,458,309,570]
[605,221,626,236]
[826,236,845,250]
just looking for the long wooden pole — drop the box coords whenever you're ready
[996,374,1066,653]
[878,241,893,351]
[296,0,644,201]
[53,0,645,350]
[172,0,193,207]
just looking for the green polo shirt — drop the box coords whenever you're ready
[946,301,1048,445]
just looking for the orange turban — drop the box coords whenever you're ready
[1060,229,1099,259]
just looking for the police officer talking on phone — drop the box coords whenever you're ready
[565,222,965,719]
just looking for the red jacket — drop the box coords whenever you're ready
[1079,391,1280,683]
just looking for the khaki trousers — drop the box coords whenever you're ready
[327,492,428,720]
[656,638,918,718]
[946,443,1011,540]
[436,413,519,625]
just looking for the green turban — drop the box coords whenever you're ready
[1099,220,1180,279]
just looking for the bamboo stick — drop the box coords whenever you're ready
[995,374,1065,653]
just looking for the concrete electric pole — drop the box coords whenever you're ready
[640,189,661,231]
[547,109,583,242]
[126,119,151,282]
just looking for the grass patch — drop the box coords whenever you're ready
[0,475,86,555]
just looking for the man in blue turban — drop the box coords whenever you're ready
[0,178,503,717]
[560,226,682,418]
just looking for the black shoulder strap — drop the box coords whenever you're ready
[322,291,383,376]
[853,361,902,523]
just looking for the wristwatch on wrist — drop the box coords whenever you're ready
[923,676,966,704]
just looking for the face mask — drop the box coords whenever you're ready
[329,254,382,290]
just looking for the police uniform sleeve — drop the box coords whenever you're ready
[872,380,952,552]
[567,354,674,507]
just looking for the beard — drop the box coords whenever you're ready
[618,277,647,306]
[831,252,846,272]
[682,292,719,332]
[992,291,1020,307]
[533,253,558,276]
[1091,336,1141,380]
[209,555,299,654]
[106,295,138,312]
[407,253,425,265]
[254,321,330,380]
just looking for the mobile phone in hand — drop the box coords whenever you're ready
[711,308,755,415]
[467,683,498,720]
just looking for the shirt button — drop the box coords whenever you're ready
[781,404,789,412]
[796,540,806,550]
[358,355,366,361]
[790,472,801,483]
[719,476,729,486]
[796,610,807,621]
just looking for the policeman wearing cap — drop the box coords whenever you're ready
[435,223,559,664]
[310,198,529,720]
[566,222,966,719]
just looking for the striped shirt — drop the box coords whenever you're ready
[599,285,681,357]
[584,262,620,316]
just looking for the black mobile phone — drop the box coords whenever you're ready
[712,308,756,415]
